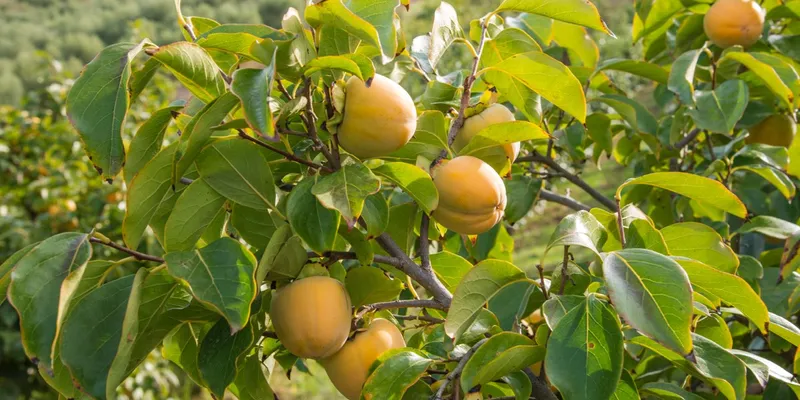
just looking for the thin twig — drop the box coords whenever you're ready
[433,338,489,400]
[704,131,717,161]
[517,152,618,211]
[536,264,549,300]
[419,214,432,271]
[89,237,164,263]
[669,128,702,151]
[393,314,445,324]
[307,251,405,270]
[301,78,339,169]
[524,367,559,400]
[559,246,570,296]
[237,129,332,172]
[360,299,447,313]
[275,79,292,100]
[539,189,591,211]
[374,233,453,307]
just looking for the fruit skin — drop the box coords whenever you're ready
[746,114,797,148]
[453,104,520,163]
[269,276,352,359]
[321,318,405,400]
[432,156,507,235]
[703,0,765,48]
[526,309,543,325]
[338,74,417,159]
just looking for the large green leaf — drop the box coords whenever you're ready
[429,251,473,293]
[345,266,404,308]
[174,93,241,185]
[230,354,274,399]
[603,249,693,355]
[731,350,800,396]
[504,176,542,224]
[495,0,614,36]
[612,370,639,400]
[373,162,439,214]
[312,162,381,227]
[60,274,136,399]
[305,0,395,64]
[0,243,37,306]
[362,194,390,239]
[287,178,340,253]
[66,40,151,180]
[592,94,657,135]
[164,178,227,252]
[479,51,587,122]
[196,138,279,213]
[7,233,91,369]
[123,143,180,249]
[735,215,800,240]
[165,237,257,332]
[736,165,796,199]
[688,80,749,134]
[461,333,544,391]
[541,294,585,330]
[256,224,309,282]
[428,1,464,69]
[150,41,226,103]
[661,222,738,274]
[595,59,668,85]
[543,210,607,260]
[231,65,277,139]
[457,121,549,166]
[163,323,206,385]
[667,48,703,105]
[544,295,624,400]
[640,382,706,400]
[552,20,599,68]
[618,172,747,218]
[720,51,795,109]
[198,318,255,397]
[631,334,747,400]
[231,204,282,250]
[445,260,529,341]
[124,105,183,183]
[362,349,433,400]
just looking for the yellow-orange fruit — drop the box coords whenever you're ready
[746,114,797,148]
[526,309,544,325]
[269,276,352,359]
[338,74,417,159]
[453,104,520,163]
[321,318,405,400]
[432,156,507,235]
[703,0,765,48]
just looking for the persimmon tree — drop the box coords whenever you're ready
[2,0,800,399]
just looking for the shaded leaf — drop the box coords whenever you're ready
[362,349,433,400]
[373,162,439,214]
[287,178,340,253]
[164,178,227,252]
[150,42,226,103]
[345,266,404,308]
[312,163,381,226]
[662,222,738,274]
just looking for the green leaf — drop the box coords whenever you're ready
[612,370,639,400]
[457,121,549,156]
[0,243,37,306]
[7,233,91,369]
[345,266,404,308]
[603,249,694,355]
[149,42,226,103]
[164,178,227,252]
[124,105,182,183]
[304,54,375,81]
[230,354,274,399]
[305,0,396,64]
[130,57,161,103]
[735,215,800,240]
[461,333,544,391]
[198,318,255,397]
[480,51,587,122]
[630,333,747,400]
[231,204,282,250]
[373,162,439,214]
[163,323,206,385]
[640,382,705,400]
[59,275,136,399]
[544,210,607,261]
[592,94,657,135]
[66,40,151,180]
[504,176,542,224]
[720,51,795,109]
[429,1,464,69]
[552,21,599,68]
[661,222,738,274]
[480,29,543,122]
[668,48,703,105]
[495,0,615,36]
[542,294,585,330]
[338,226,374,266]
[626,219,668,253]
[695,314,733,349]
[688,80,749,134]
[445,260,530,340]
[768,35,800,60]
[312,163,382,227]
[595,59,668,85]
[586,113,613,161]
[173,93,241,185]
[362,349,433,400]
[256,224,309,282]
[731,350,800,396]
[618,172,747,218]
[362,194,390,239]
[430,251,473,293]
[123,143,180,249]
[231,67,277,139]
[287,178,341,253]
[544,295,624,400]
[197,138,279,213]
[165,237,257,332]
[735,165,796,199]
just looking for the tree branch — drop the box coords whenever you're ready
[89,237,164,263]
[301,78,339,169]
[307,251,406,270]
[360,299,447,313]
[237,129,332,172]
[374,233,453,307]
[392,314,445,324]
[517,152,618,211]
[669,128,702,151]
[433,337,489,400]
[539,189,591,211]
[419,214,432,270]
[524,367,559,400]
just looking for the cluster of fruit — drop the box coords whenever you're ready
[269,276,404,400]
[338,74,517,236]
